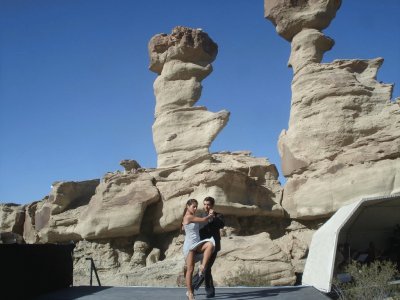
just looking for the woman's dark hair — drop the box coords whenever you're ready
[181,199,198,228]
[203,196,215,206]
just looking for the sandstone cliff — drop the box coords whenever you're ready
[265,0,400,219]
[1,148,297,286]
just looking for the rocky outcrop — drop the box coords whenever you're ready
[5,148,287,286]
[75,172,160,240]
[71,218,320,287]
[120,159,141,173]
[0,203,25,243]
[265,0,400,219]
[148,151,284,233]
[215,233,296,286]
[31,180,99,243]
[149,26,229,168]
[17,149,283,243]
[23,201,40,243]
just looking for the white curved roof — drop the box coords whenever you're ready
[302,193,400,293]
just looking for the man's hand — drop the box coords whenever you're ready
[207,209,215,222]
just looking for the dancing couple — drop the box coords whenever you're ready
[182,197,224,300]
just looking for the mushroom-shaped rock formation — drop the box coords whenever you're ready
[264,0,342,41]
[148,26,230,168]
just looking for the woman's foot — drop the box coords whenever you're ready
[186,291,195,300]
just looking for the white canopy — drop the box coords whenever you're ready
[302,194,400,293]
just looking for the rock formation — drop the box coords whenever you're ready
[0,26,291,285]
[148,26,230,168]
[149,151,284,233]
[28,149,292,286]
[2,2,398,288]
[265,0,400,219]
[0,203,25,243]
[72,218,317,287]
[264,0,341,41]
[120,159,141,173]
[32,180,99,243]
[0,26,292,287]
[75,172,160,240]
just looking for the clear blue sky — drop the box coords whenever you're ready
[1,1,399,204]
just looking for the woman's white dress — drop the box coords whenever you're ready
[183,222,215,261]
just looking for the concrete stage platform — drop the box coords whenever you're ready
[34,286,330,299]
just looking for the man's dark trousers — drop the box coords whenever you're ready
[192,249,218,297]
[203,250,217,297]
[193,210,224,297]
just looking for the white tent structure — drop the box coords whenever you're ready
[302,194,400,293]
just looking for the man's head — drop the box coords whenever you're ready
[203,196,215,213]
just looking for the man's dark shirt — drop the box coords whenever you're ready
[199,212,224,252]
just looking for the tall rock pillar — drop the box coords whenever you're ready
[265,0,400,218]
[148,26,230,168]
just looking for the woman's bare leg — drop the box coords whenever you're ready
[198,242,214,273]
[185,251,195,299]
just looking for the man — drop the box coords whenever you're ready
[192,196,224,298]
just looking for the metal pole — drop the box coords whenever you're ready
[92,260,101,286]
[86,258,93,286]
[85,257,101,286]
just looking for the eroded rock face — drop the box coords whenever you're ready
[23,201,40,243]
[149,26,229,167]
[131,238,150,267]
[266,0,400,219]
[38,205,87,243]
[288,28,334,73]
[73,237,136,285]
[75,172,160,239]
[61,149,287,286]
[149,26,218,75]
[50,180,100,215]
[215,233,296,286]
[120,159,141,173]
[19,149,284,244]
[0,203,25,243]
[34,180,99,229]
[148,151,284,233]
[72,218,319,287]
[29,180,100,243]
[0,203,25,234]
[146,248,161,266]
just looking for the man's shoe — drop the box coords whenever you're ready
[206,292,215,298]
[192,273,204,290]
[205,287,215,298]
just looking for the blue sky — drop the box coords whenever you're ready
[1,1,399,204]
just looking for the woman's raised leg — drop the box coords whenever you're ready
[198,241,214,274]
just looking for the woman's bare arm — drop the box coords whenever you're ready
[183,214,212,225]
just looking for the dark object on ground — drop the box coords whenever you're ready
[0,243,75,299]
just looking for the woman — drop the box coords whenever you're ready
[182,199,215,300]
